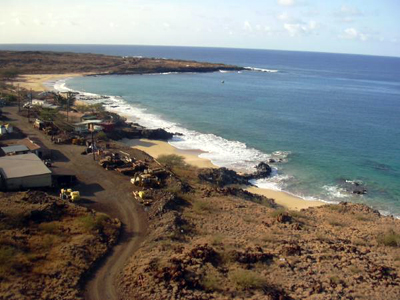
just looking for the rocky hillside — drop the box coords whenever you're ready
[119,162,400,300]
[0,191,121,300]
[0,51,243,75]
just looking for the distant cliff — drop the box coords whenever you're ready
[0,50,244,75]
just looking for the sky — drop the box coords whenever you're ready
[0,0,399,57]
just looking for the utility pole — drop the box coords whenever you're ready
[67,96,69,122]
[27,89,32,123]
[89,123,96,161]
[17,84,20,112]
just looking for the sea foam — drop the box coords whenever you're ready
[244,67,278,73]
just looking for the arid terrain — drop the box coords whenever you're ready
[0,191,120,300]
[120,164,400,299]
[0,51,243,76]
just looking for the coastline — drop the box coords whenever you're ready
[38,73,326,211]
[122,138,325,211]
[12,73,88,91]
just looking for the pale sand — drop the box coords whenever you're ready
[247,186,325,210]
[10,73,88,91]
[125,138,325,210]
[124,138,217,169]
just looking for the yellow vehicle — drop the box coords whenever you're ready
[131,173,161,188]
[132,190,152,206]
[60,188,81,202]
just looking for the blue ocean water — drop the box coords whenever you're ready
[2,44,400,215]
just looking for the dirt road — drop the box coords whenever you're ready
[3,106,148,300]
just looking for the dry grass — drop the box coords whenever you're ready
[229,268,266,290]
[192,200,213,214]
[201,271,222,292]
[377,230,400,247]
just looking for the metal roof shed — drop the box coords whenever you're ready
[0,153,52,190]
[1,145,30,156]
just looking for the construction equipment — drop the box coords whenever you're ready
[60,188,81,202]
[132,190,152,206]
[131,173,161,188]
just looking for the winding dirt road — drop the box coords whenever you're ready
[4,106,148,300]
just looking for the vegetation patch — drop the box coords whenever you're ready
[229,268,266,290]
[158,154,186,169]
[377,230,400,247]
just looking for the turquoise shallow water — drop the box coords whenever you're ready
[14,44,397,215]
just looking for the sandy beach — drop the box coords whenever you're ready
[123,138,217,169]
[10,73,87,91]
[124,138,325,210]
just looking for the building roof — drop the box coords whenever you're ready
[1,145,29,154]
[0,153,51,179]
[75,120,103,126]
[17,138,41,151]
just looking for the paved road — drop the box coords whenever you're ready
[3,107,148,300]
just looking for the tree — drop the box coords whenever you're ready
[54,93,67,107]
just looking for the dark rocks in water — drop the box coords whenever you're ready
[340,179,368,195]
[198,168,249,187]
[198,162,273,187]
[253,162,272,179]
[107,127,173,141]
[141,128,173,140]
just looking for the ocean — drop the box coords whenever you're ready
[2,44,400,215]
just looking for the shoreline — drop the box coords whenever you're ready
[34,73,326,211]
[11,73,90,91]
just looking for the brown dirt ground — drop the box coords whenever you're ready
[1,106,148,300]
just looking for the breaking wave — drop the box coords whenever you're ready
[244,67,278,73]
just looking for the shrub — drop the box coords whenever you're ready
[38,222,60,234]
[0,246,15,267]
[79,214,109,232]
[268,208,287,218]
[229,269,266,290]
[158,154,185,169]
[328,220,345,227]
[192,200,213,214]
[96,131,108,141]
[201,272,221,292]
[377,230,400,247]
[211,234,224,246]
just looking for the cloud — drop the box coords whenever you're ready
[14,18,26,26]
[243,21,253,32]
[339,28,368,41]
[283,21,318,36]
[277,0,295,6]
[33,19,44,26]
[338,5,363,17]
[163,22,170,29]
[334,5,363,23]
[277,12,290,21]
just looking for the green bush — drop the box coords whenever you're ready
[96,131,108,141]
[192,200,213,214]
[79,214,109,232]
[0,246,15,267]
[157,154,185,169]
[377,230,400,247]
[229,269,266,290]
[201,272,221,292]
[38,222,60,234]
